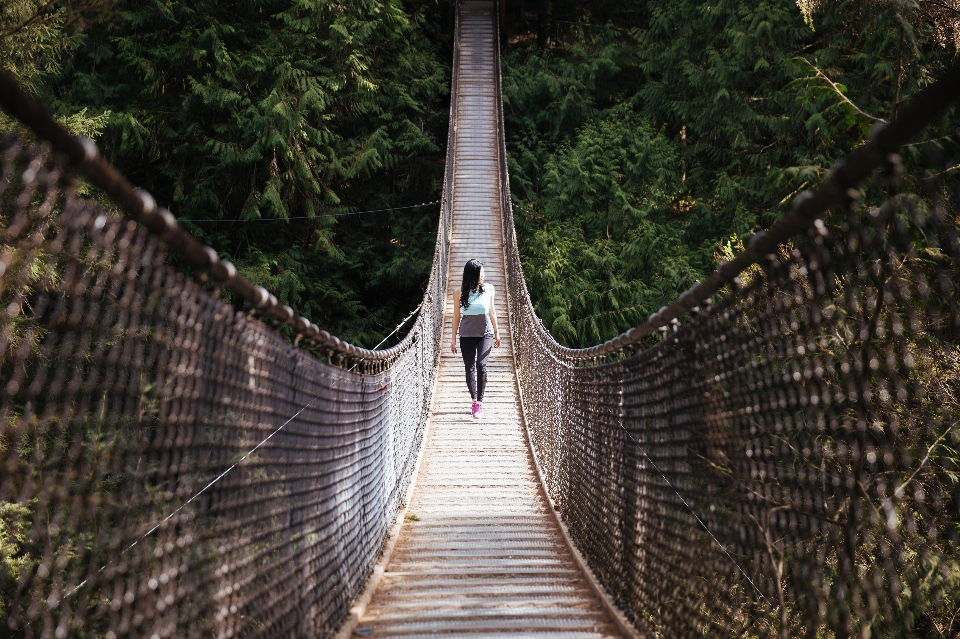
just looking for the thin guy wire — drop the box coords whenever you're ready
[67,394,321,598]
[349,301,424,372]
[613,417,776,610]
[510,198,539,216]
[371,302,424,351]
[183,200,440,223]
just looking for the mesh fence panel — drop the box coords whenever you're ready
[506,126,960,638]
[493,11,960,633]
[4,5,960,636]
[0,131,450,638]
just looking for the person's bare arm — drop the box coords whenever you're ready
[451,291,460,353]
[489,287,501,348]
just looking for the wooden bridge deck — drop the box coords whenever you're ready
[349,3,624,637]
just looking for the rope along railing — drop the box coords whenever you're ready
[0,8,459,635]
[494,4,960,633]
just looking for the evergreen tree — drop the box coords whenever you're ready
[504,0,960,347]
[0,0,112,136]
[46,0,451,346]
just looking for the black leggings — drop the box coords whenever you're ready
[460,335,493,401]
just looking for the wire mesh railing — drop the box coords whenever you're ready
[0,8,459,633]
[494,4,960,631]
[4,1,960,636]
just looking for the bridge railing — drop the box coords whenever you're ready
[0,7,459,634]
[494,5,960,633]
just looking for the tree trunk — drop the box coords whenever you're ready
[537,0,550,47]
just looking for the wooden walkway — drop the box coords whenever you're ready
[348,3,625,638]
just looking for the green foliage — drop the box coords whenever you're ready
[0,0,112,137]
[0,500,33,623]
[41,0,450,346]
[504,0,960,347]
[1,1,73,89]
[515,106,700,345]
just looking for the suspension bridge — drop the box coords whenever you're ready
[2,1,960,638]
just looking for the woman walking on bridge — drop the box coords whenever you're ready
[451,259,501,419]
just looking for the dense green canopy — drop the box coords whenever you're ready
[3,0,957,349]
[3,0,452,347]
[504,0,960,347]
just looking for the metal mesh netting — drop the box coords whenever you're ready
[0,129,450,638]
[507,122,960,635]
[492,12,960,636]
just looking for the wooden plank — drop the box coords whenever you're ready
[350,2,626,637]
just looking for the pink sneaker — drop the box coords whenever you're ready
[474,402,484,419]
[471,401,480,419]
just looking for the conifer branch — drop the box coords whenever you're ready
[925,163,960,180]
[799,58,887,123]
[3,0,60,38]
[918,0,960,19]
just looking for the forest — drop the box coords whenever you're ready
[3,2,960,637]
[2,0,959,348]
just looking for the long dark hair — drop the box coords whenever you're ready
[460,259,484,310]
